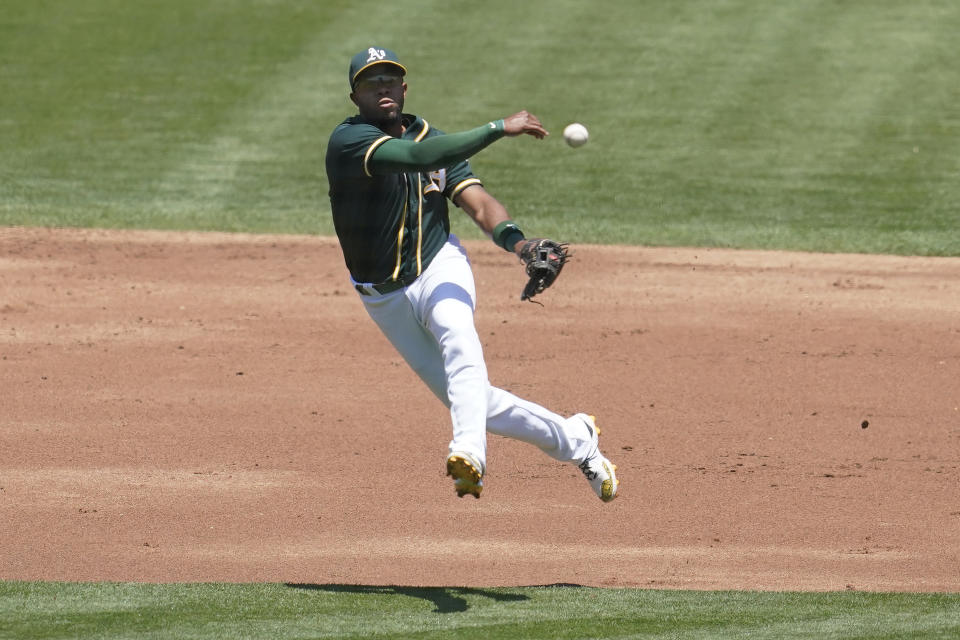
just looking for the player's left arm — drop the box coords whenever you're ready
[456,184,570,302]
[455,185,525,257]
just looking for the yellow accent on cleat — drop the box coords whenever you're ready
[589,415,601,437]
[447,453,483,499]
[600,462,619,502]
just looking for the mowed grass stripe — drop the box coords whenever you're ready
[412,1,960,254]
[770,4,960,235]
[3,1,331,228]
[834,3,960,246]
[145,1,448,233]
[2,1,959,248]
[587,1,960,252]
[1,0,415,232]
[2,582,959,639]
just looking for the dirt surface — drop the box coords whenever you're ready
[1,226,958,592]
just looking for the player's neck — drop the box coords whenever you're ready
[385,121,404,137]
[388,113,415,138]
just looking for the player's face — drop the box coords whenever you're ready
[350,66,406,128]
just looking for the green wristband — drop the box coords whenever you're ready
[492,221,525,252]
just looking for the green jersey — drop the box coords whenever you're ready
[326,113,484,284]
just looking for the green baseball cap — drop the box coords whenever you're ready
[349,47,407,88]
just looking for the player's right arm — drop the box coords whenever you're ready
[369,111,548,175]
[369,121,504,174]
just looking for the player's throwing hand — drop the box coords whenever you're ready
[502,110,549,139]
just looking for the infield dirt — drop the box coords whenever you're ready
[2,227,958,591]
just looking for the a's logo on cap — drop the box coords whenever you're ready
[366,47,386,63]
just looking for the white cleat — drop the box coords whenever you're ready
[572,413,619,502]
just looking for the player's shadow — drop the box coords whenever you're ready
[285,583,532,614]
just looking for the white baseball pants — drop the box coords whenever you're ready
[354,235,595,472]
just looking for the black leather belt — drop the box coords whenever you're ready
[354,278,411,296]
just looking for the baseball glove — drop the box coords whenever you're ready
[519,238,570,302]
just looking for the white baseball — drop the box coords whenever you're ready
[563,123,589,148]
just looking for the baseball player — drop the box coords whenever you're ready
[325,47,619,502]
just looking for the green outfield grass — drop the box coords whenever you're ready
[2,0,958,254]
[2,582,959,640]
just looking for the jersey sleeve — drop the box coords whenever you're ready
[421,125,484,204]
[326,121,394,179]
[368,122,504,176]
[444,160,483,204]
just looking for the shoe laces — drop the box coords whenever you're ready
[578,457,600,481]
